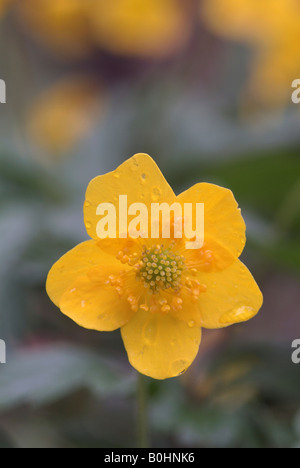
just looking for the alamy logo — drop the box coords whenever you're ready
[0,339,6,364]
[292,79,300,104]
[0,79,6,104]
[292,339,300,364]
[94,196,205,249]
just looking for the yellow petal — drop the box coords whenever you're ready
[196,260,263,329]
[177,183,246,262]
[121,310,201,379]
[59,274,135,332]
[90,0,191,58]
[46,240,122,307]
[183,236,237,273]
[84,153,176,240]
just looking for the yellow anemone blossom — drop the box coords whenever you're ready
[201,0,300,108]
[46,154,263,380]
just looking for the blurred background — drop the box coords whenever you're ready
[0,0,299,448]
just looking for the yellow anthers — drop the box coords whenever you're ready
[136,245,185,293]
[117,249,143,267]
[197,249,214,271]
[128,252,140,266]
[115,286,124,296]
[161,304,171,314]
[183,276,207,303]
[171,296,183,311]
[127,295,139,312]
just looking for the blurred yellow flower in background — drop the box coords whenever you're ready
[13,0,192,60]
[90,0,192,58]
[15,0,94,59]
[46,154,263,380]
[9,0,192,59]
[0,0,11,17]
[201,0,300,108]
[27,76,104,156]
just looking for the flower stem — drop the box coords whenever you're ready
[137,372,149,448]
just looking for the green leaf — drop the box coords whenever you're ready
[0,345,134,410]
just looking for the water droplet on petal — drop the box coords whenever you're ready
[84,200,91,208]
[151,187,162,202]
[171,359,188,376]
[188,321,195,328]
[98,313,107,320]
[131,158,139,171]
[86,221,92,229]
[144,321,157,345]
[141,173,146,183]
[219,306,255,325]
[137,344,148,357]
[113,172,120,179]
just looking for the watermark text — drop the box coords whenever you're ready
[292,339,300,364]
[95,196,204,249]
[0,339,6,364]
[292,79,300,104]
[0,79,6,104]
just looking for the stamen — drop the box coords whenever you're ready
[136,245,185,293]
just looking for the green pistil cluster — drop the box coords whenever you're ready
[137,245,185,293]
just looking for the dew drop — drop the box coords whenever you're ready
[141,173,146,183]
[113,172,120,179]
[137,344,148,357]
[84,200,91,208]
[98,313,107,320]
[219,306,255,325]
[86,221,92,229]
[144,321,157,345]
[151,187,162,202]
[188,321,195,328]
[171,359,188,376]
[131,159,139,171]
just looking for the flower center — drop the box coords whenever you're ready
[136,245,185,293]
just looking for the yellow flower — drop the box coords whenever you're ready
[201,0,300,108]
[15,0,93,59]
[0,0,12,17]
[46,154,263,380]
[15,0,192,59]
[90,0,192,58]
[27,76,105,156]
